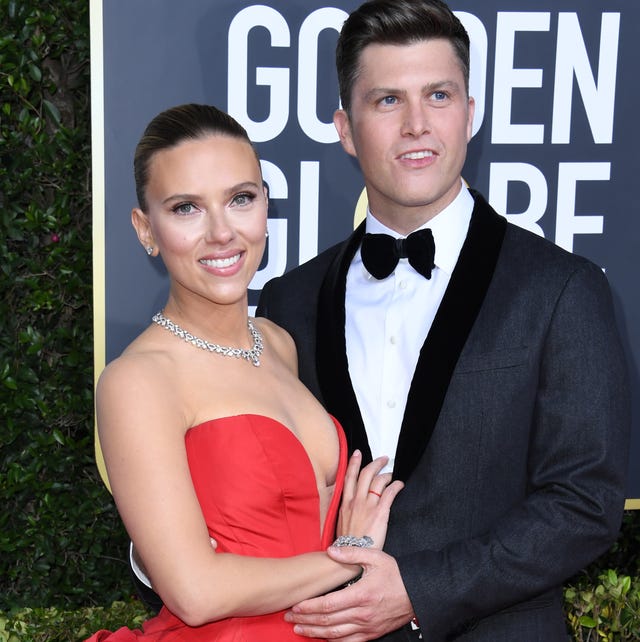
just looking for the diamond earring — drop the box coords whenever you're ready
[146,246,154,256]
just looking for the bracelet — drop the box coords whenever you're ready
[333,535,374,548]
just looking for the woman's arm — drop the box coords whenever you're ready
[97,355,401,627]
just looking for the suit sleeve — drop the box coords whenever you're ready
[255,279,272,319]
[397,262,631,640]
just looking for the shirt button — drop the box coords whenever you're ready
[387,400,396,408]
[389,335,397,345]
[399,280,408,290]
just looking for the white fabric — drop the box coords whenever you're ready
[345,183,473,472]
[130,541,153,588]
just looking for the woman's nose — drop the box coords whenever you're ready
[204,211,234,244]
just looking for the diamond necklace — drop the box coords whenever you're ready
[151,310,263,367]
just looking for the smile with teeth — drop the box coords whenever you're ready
[200,253,241,269]
[400,150,434,160]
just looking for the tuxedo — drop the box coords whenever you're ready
[256,190,630,641]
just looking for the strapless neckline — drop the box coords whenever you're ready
[187,413,340,480]
[187,413,320,438]
[185,413,345,519]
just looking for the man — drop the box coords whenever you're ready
[256,1,630,640]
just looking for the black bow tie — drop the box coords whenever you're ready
[360,229,435,280]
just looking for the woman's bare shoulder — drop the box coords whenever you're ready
[253,317,298,374]
[96,328,182,415]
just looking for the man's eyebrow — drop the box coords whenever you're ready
[364,87,406,101]
[363,80,461,102]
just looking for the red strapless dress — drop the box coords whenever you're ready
[86,414,347,641]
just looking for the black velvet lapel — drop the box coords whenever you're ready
[393,191,507,481]
[316,221,373,461]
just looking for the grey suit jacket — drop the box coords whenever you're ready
[256,191,630,642]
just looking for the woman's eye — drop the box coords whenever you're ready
[172,202,197,216]
[231,192,255,207]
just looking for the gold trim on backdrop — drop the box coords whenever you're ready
[625,499,640,510]
[90,0,110,491]
[353,187,367,229]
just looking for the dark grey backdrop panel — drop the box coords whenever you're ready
[100,0,639,499]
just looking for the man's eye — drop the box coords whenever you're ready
[381,96,398,105]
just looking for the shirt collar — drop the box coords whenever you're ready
[364,179,473,277]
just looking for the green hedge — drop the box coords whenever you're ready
[0,0,130,608]
[0,600,151,642]
[1,1,639,638]
[565,570,640,641]
[0,572,639,642]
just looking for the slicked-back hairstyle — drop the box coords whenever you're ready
[336,0,470,116]
[133,103,257,211]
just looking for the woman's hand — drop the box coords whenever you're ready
[336,451,404,550]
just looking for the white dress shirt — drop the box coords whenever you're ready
[345,183,474,472]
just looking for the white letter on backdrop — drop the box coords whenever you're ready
[298,8,347,143]
[489,163,547,237]
[492,12,550,144]
[552,13,619,144]
[228,6,290,142]
[555,162,608,252]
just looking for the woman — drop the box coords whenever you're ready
[87,104,403,641]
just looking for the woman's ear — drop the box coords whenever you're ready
[131,208,156,256]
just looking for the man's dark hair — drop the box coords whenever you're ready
[336,0,470,115]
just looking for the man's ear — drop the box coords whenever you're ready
[466,96,476,143]
[333,109,357,157]
[131,208,156,255]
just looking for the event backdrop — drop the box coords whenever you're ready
[91,0,639,504]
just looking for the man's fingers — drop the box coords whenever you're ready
[286,604,375,641]
[291,621,361,641]
[285,604,363,632]
[290,587,356,615]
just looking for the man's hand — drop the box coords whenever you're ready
[284,546,415,641]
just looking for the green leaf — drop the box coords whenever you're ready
[579,615,597,628]
[2,378,18,391]
[28,63,41,82]
[42,99,61,125]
